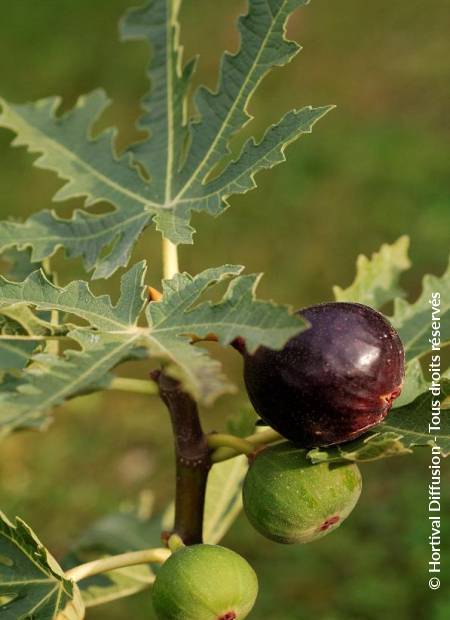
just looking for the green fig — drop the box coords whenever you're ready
[152,544,258,620]
[243,442,362,544]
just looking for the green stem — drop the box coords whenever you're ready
[162,238,179,279]
[42,257,59,355]
[107,377,159,396]
[211,428,282,463]
[65,548,170,583]
[207,433,255,455]
[167,533,185,553]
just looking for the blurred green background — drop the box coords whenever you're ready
[0,1,449,619]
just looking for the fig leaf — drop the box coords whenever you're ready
[0,0,331,278]
[0,262,302,437]
[308,376,450,463]
[0,512,83,619]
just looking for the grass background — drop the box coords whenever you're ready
[0,1,449,618]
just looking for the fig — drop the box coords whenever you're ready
[241,302,404,447]
[243,442,362,544]
[152,544,258,620]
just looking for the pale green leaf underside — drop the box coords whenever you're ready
[144,265,305,403]
[203,455,248,544]
[79,565,154,609]
[70,502,161,607]
[0,262,303,436]
[0,340,36,370]
[0,0,331,278]
[0,260,147,332]
[308,379,450,463]
[389,257,450,363]
[0,331,140,440]
[333,237,449,414]
[0,512,80,619]
[333,235,411,308]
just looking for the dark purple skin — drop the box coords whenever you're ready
[240,302,405,448]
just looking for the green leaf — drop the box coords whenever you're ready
[168,105,332,227]
[144,265,304,403]
[0,210,151,281]
[178,0,320,186]
[73,511,162,557]
[389,257,450,362]
[393,358,428,408]
[119,0,193,203]
[1,248,38,282]
[0,331,139,438]
[307,433,414,464]
[0,512,83,620]
[66,499,161,609]
[78,565,153,610]
[0,260,302,436]
[0,0,330,277]
[333,236,411,308]
[0,90,156,278]
[307,379,450,463]
[0,260,147,331]
[0,340,36,370]
[203,455,248,544]
[0,264,147,436]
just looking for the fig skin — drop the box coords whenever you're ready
[243,442,362,544]
[152,544,258,620]
[242,302,404,447]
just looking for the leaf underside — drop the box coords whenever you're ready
[308,379,450,463]
[0,512,82,619]
[311,239,450,463]
[0,261,303,438]
[0,0,332,278]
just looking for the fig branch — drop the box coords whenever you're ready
[154,371,211,545]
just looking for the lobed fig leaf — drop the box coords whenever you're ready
[0,512,83,619]
[0,0,331,278]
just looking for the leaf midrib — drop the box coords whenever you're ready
[173,0,292,203]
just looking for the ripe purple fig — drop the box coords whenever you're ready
[241,302,404,447]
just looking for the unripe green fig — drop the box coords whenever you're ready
[152,544,258,620]
[243,442,362,544]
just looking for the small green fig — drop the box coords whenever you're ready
[152,544,258,620]
[243,442,362,544]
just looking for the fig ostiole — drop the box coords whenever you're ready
[242,302,405,447]
[152,544,258,620]
[243,442,362,544]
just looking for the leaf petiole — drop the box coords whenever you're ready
[65,547,171,583]
[107,376,159,396]
[210,428,283,463]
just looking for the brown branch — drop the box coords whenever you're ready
[154,371,211,545]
